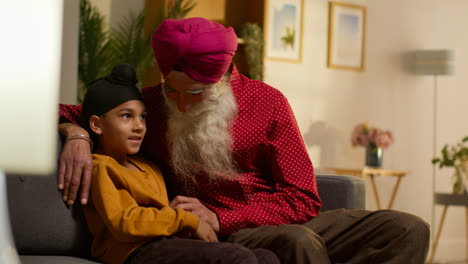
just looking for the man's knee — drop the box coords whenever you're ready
[394,211,430,246]
[374,209,430,252]
[362,210,431,263]
[384,210,429,239]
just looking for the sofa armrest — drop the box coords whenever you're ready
[6,135,93,257]
[316,174,366,212]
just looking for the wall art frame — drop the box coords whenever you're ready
[264,0,304,63]
[327,2,367,71]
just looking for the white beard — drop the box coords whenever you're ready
[163,75,238,185]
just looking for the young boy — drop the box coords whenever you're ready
[79,63,279,264]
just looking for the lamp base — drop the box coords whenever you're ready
[0,170,20,264]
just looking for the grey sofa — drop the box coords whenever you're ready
[6,138,365,264]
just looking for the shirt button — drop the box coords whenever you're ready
[247,194,252,199]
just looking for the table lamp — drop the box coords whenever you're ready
[0,1,63,263]
[406,49,455,239]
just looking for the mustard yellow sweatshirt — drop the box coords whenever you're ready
[83,154,199,264]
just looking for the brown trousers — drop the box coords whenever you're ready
[226,209,430,264]
[124,237,280,264]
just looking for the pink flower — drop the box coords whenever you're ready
[356,134,370,147]
[376,131,393,149]
[351,123,393,149]
[367,128,380,143]
[351,123,367,147]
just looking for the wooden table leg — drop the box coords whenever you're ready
[369,174,382,210]
[387,175,403,209]
[428,205,448,264]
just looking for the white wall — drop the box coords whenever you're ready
[91,0,111,26]
[59,0,79,104]
[109,0,145,29]
[91,0,145,28]
[264,0,468,261]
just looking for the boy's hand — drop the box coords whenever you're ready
[171,196,220,233]
[58,123,93,206]
[195,220,218,242]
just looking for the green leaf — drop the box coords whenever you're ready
[240,23,264,81]
[78,0,112,102]
[106,8,155,86]
[433,136,468,172]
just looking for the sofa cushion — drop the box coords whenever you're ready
[6,137,93,258]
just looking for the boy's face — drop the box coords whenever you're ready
[93,100,147,157]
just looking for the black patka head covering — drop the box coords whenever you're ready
[82,63,143,122]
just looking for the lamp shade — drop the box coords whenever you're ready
[408,50,455,76]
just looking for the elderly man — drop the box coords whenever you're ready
[59,17,429,263]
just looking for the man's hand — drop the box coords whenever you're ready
[170,196,220,233]
[58,123,93,206]
[195,220,219,242]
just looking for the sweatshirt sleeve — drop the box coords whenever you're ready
[89,161,199,243]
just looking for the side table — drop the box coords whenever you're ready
[428,193,468,264]
[324,167,408,210]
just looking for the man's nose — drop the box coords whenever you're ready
[176,93,192,112]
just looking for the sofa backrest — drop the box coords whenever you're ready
[6,137,92,257]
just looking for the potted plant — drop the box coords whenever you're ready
[432,136,468,194]
[351,122,394,167]
[239,23,264,81]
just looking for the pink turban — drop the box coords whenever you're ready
[151,17,238,84]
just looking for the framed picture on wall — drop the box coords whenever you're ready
[264,0,304,62]
[327,2,367,71]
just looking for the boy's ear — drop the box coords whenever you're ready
[89,115,103,135]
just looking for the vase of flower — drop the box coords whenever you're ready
[351,122,393,167]
[366,144,383,167]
